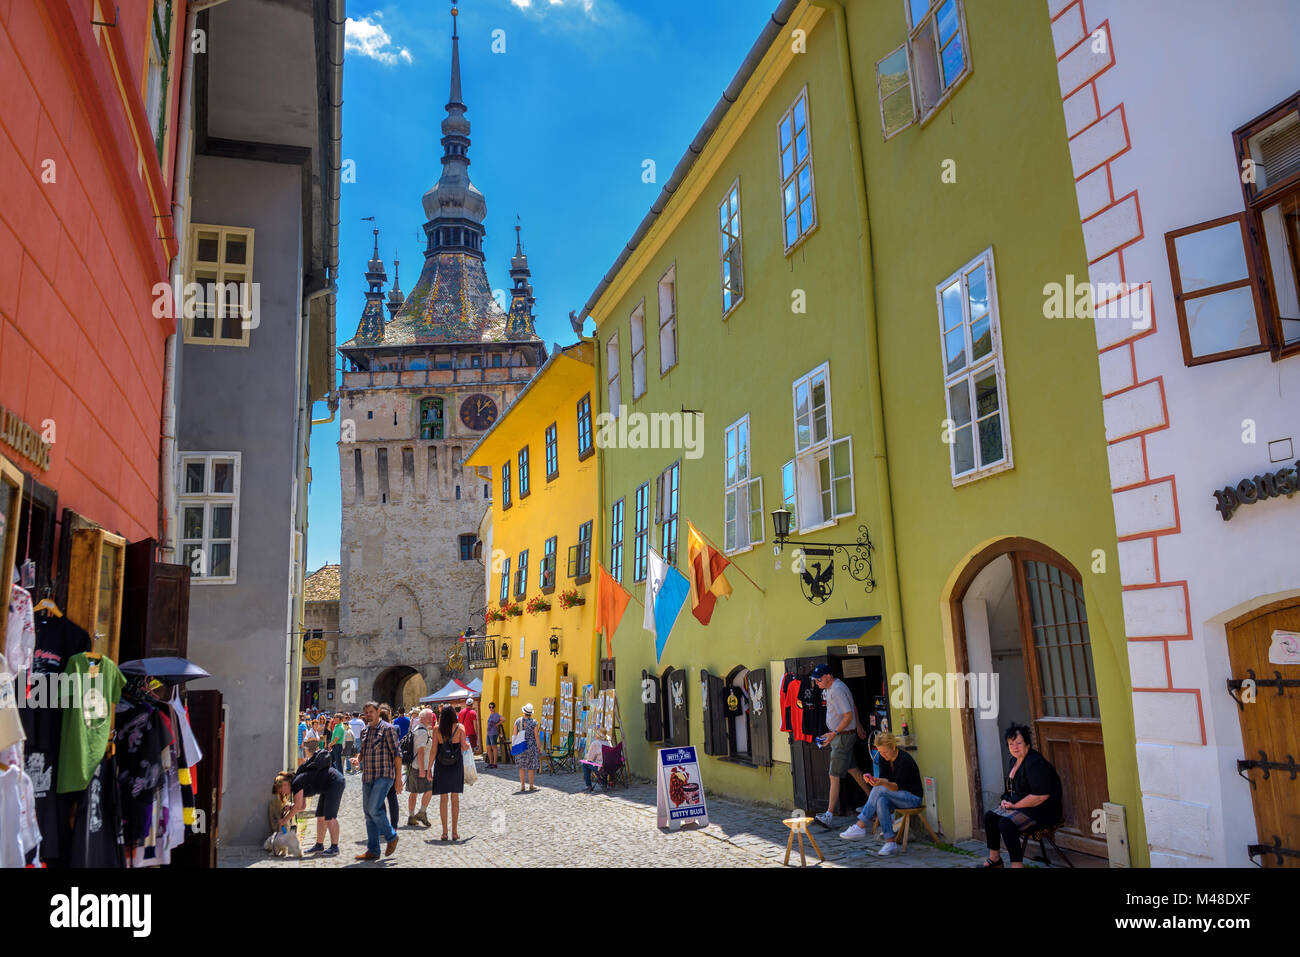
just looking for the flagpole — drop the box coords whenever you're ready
[686,517,766,596]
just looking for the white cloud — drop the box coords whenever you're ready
[345,16,413,65]
[509,0,597,20]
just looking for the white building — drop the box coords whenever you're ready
[1048,0,1300,866]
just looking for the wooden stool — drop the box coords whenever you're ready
[870,807,940,850]
[782,816,825,867]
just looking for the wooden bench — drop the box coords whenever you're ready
[870,806,940,850]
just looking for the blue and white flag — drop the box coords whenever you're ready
[643,548,690,663]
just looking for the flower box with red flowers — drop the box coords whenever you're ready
[525,595,552,615]
[557,588,585,609]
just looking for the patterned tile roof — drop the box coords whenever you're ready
[303,564,341,602]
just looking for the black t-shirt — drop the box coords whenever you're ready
[798,677,824,738]
[292,750,341,797]
[21,616,92,862]
[68,754,125,868]
[878,748,924,798]
[116,703,167,851]
[1007,749,1063,826]
[722,685,747,717]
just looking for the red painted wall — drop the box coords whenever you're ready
[0,0,181,542]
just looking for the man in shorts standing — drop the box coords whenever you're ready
[811,664,870,829]
[459,698,479,754]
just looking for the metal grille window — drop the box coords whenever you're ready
[541,536,557,590]
[656,462,681,565]
[633,481,650,582]
[179,452,240,583]
[1023,560,1099,719]
[545,423,558,480]
[499,556,510,603]
[518,446,531,499]
[502,461,511,509]
[610,498,625,583]
[778,89,816,251]
[936,248,1011,483]
[577,394,594,459]
[719,181,744,313]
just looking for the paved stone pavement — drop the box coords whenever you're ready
[222,758,986,868]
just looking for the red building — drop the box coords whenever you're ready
[0,0,187,556]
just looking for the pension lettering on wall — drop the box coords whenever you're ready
[1213,462,1299,520]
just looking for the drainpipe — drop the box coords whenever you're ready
[160,2,207,562]
[810,0,911,719]
[588,333,603,686]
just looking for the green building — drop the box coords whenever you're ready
[581,0,1146,865]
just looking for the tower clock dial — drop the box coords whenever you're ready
[459,394,498,431]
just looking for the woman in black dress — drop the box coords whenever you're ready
[432,704,469,841]
[979,723,1063,868]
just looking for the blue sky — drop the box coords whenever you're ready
[305,0,778,572]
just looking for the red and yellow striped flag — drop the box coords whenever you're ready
[687,522,733,626]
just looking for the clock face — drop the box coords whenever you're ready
[459,394,499,431]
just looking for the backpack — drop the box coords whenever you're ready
[400,730,415,765]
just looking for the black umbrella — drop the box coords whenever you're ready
[118,657,210,681]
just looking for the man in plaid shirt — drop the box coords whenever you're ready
[355,701,402,859]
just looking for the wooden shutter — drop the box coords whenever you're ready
[122,538,191,663]
[700,669,728,756]
[642,668,663,742]
[667,667,689,746]
[746,667,772,767]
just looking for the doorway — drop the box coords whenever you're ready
[373,665,428,710]
[1225,597,1300,867]
[301,680,320,710]
[953,540,1108,857]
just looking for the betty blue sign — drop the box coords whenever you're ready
[656,746,709,829]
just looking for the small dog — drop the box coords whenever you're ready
[264,825,303,858]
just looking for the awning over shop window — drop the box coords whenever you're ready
[805,616,881,642]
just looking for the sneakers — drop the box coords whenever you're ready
[813,811,835,828]
[840,823,867,841]
[306,842,325,854]
[878,841,901,856]
[321,845,339,857]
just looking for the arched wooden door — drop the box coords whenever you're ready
[1226,598,1300,867]
[1015,554,1108,856]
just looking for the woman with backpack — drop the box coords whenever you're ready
[432,704,470,841]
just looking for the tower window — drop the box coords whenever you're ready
[419,398,444,440]
[398,617,403,631]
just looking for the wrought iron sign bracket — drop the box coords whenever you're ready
[774,523,876,605]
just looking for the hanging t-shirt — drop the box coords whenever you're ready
[722,685,748,718]
[5,585,35,678]
[116,703,166,853]
[21,616,91,862]
[0,653,25,753]
[68,754,124,868]
[0,765,25,868]
[56,654,124,793]
[798,675,824,740]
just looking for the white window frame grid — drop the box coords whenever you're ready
[722,415,764,554]
[178,451,241,584]
[515,549,529,598]
[778,87,817,253]
[719,180,744,316]
[499,556,511,603]
[935,247,1013,485]
[656,460,681,565]
[902,0,971,127]
[633,481,650,582]
[789,363,855,532]
[875,43,916,140]
[657,264,678,375]
[185,224,255,346]
[606,331,622,416]
[610,497,625,584]
[629,301,647,400]
[541,536,557,590]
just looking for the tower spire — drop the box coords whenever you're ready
[449,4,462,106]
[387,249,405,319]
[352,223,388,344]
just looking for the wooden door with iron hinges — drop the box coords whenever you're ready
[1226,598,1300,867]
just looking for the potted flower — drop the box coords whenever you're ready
[486,606,507,623]
[526,595,552,615]
[502,600,524,618]
[557,588,585,609]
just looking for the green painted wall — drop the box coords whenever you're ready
[590,0,1147,862]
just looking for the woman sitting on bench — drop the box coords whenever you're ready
[980,723,1063,868]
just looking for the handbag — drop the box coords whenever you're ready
[510,721,528,756]
[462,747,478,786]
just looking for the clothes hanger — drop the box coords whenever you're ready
[33,590,63,618]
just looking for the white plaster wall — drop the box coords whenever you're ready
[1053,0,1300,865]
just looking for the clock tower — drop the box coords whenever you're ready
[335,6,544,708]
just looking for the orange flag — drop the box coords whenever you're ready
[687,522,733,626]
[595,562,632,657]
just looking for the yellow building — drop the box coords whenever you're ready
[464,342,600,743]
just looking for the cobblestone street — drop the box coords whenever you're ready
[223,758,984,869]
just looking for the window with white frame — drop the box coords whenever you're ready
[186,224,255,346]
[719,182,744,313]
[610,497,625,583]
[778,89,816,251]
[937,248,1011,482]
[880,0,970,136]
[789,363,854,530]
[499,556,511,603]
[781,459,798,533]
[723,415,764,553]
[515,548,529,598]
[145,1,174,159]
[179,452,240,583]
[630,302,647,399]
[656,461,681,565]
[633,481,650,582]
[606,332,621,415]
[658,265,678,374]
